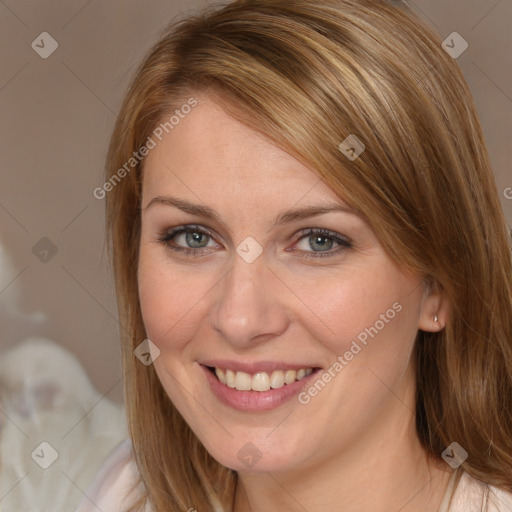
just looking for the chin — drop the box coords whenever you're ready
[200,433,307,474]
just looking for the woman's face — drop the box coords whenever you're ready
[138,93,442,473]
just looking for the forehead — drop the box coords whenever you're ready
[141,95,342,208]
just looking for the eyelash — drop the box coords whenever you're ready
[156,224,353,259]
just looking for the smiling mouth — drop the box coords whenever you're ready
[206,366,318,392]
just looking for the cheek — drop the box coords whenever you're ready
[293,268,422,440]
[289,263,421,361]
[137,248,210,350]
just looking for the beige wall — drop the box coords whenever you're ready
[1,0,510,403]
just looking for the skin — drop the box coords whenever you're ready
[137,92,452,512]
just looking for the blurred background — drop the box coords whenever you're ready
[0,0,510,509]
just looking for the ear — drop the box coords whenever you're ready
[418,279,450,332]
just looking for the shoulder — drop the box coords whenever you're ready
[444,471,512,512]
[74,439,151,512]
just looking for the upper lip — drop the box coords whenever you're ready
[200,359,321,374]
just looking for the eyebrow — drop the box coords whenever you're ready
[143,195,357,230]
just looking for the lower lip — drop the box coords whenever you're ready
[200,365,320,412]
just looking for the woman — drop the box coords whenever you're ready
[75,0,512,510]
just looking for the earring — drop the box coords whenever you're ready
[433,315,438,323]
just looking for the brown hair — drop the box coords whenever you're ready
[103,0,512,510]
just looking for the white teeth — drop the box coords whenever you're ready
[235,371,252,391]
[226,369,236,388]
[252,372,271,391]
[284,370,296,384]
[270,370,285,389]
[213,367,314,391]
[215,368,227,385]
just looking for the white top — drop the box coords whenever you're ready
[75,439,512,512]
[74,439,153,512]
[438,469,512,512]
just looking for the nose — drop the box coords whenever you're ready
[210,252,289,348]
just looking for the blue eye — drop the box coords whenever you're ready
[157,225,217,255]
[156,225,352,258]
[292,228,352,258]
